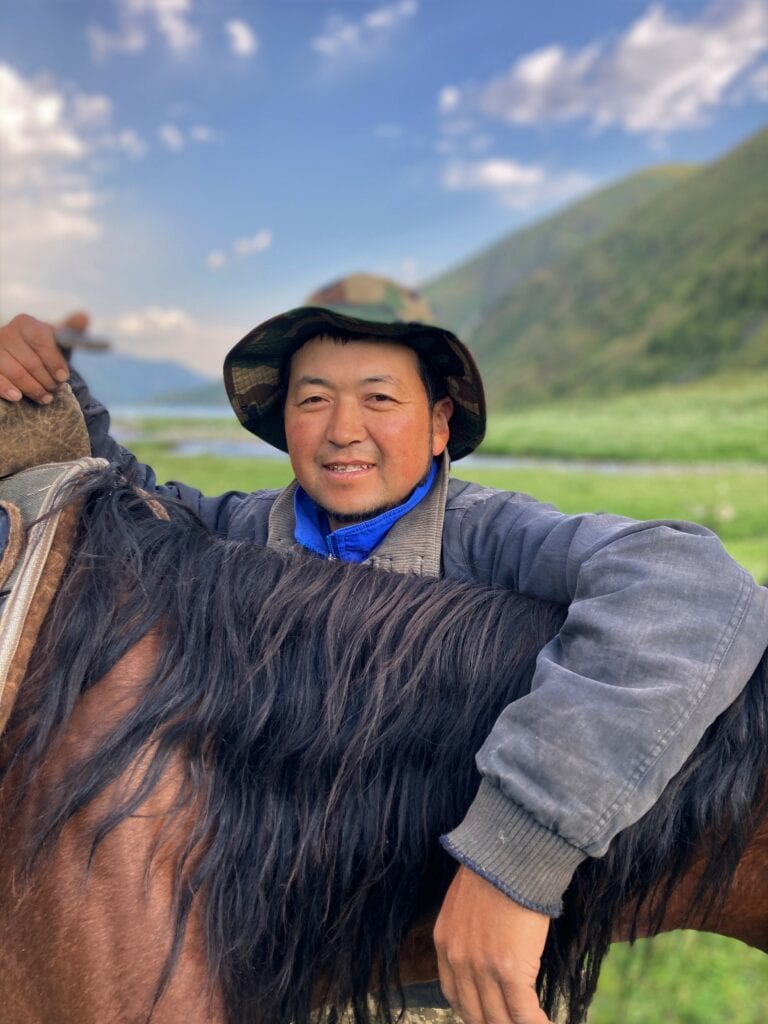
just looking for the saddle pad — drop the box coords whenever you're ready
[0,384,91,479]
[0,457,107,734]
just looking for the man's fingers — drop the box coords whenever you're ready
[436,951,485,1024]
[0,375,23,402]
[0,357,55,404]
[497,975,552,1024]
[17,315,70,381]
[0,315,69,402]
[0,342,59,398]
[438,953,552,1024]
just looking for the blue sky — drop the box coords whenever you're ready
[1,0,766,376]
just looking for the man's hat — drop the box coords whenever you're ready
[223,275,486,461]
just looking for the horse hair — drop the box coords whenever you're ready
[1,466,766,1024]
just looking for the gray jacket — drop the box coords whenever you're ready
[71,369,768,915]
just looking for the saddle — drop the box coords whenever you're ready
[0,386,105,734]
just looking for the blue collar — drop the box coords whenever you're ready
[293,460,439,563]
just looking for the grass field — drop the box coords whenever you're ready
[121,411,768,1023]
[483,372,768,464]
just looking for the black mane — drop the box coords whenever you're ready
[1,465,766,1024]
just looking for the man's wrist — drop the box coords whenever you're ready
[440,779,587,916]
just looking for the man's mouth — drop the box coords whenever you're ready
[323,462,375,474]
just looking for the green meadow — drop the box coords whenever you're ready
[484,372,768,464]
[121,391,767,1022]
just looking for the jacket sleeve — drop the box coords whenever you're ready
[441,488,768,915]
[68,366,248,534]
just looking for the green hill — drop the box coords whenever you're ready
[425,128,768,408]
[422,165,694,339]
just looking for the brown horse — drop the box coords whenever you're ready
[0,465,766,1024]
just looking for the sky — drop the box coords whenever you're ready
[1,0,767,377]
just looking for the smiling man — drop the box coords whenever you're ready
[284,335,452,531]
[0,281,766,1024]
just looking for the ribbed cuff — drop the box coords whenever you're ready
[440,780,587,917]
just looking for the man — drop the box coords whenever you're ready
[0,294,766,1024]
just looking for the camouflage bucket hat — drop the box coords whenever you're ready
[223,305,486,461]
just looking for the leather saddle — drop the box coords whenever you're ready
[0,386,106,733]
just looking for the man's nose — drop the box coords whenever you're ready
[326,398,366,447]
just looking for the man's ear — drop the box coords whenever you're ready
[431,396,454,456]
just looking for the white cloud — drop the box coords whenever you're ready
[99,305,242,376]
[189,123,214,142]
[233,230,273,256]
[111,127,148,159]
[206,249,227,270]
[60,189,103,212]
[442,157,594,211]
[438,85,461,114]
[311,0,417,59]
[0,62,151,324]
[461,0,768,136]
[88,22,147,62]
[0,63,111,239]
[0,64,86,166]
[207,230,272,271]
[225,18,259,57]
[443,158,543,192]
[73,93,113,127]
[159,122,185,150]
[158,121,214,150]
[113,305,196,336]
[89,0,199,61]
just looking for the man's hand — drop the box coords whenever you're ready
[0,313,74,404]
[434,866,553,1024]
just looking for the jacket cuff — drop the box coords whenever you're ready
[440,779,587,917]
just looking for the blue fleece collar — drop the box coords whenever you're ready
[294,459,439,563]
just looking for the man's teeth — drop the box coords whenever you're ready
[326,464,373,473]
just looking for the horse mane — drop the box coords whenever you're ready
[1,465,766,1024]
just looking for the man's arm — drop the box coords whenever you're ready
[434,484,768,1021]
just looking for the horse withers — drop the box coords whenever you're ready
[0,464,766,1024]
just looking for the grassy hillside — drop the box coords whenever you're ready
[468,128,768,407]
[422,166,692,339]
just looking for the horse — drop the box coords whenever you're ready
[0,464,766,1024]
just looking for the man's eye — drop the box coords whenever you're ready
[299,395,325,405]
[370,393,394,403]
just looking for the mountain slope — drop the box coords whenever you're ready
[422,165,693,338]
[428,128,768,408]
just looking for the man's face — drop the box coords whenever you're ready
[284,336,452,529]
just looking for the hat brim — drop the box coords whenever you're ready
[223,307,486,461]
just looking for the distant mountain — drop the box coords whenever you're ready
[72,350,215,406]
[425,128,768,408]
[156,379,229,406]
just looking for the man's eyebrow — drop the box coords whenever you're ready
[361,374,399,385]
[293,374,401,387]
